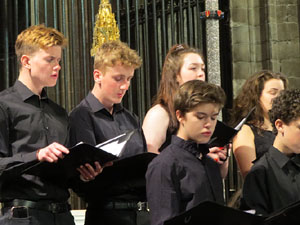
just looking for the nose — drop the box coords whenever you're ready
[53,62,61,71]
[120,80,130,90]
[204,118,213,128]
[197,69,205,81]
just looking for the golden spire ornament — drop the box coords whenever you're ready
[91,0,120,56]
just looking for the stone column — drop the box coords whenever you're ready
[206,3,226,196]
[205,0,221,86]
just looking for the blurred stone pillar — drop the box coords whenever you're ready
[205,0,221,86]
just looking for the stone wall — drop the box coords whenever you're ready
[230,0,300,95]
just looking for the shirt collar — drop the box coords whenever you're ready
[290,154,300,168]
[269,146,300,169]
[171,135,209,159]
[14,80,48,102]
[86,92,123,113]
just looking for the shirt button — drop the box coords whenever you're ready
[45,126,49,130]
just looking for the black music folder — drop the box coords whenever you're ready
[208,107,255,148]
[164,201,264,225]
[89,151,157,190]
[65,129,136,166]
[264,200,300,225]
[164,200,300,225]
[23,129,139,178]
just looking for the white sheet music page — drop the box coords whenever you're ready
[94,130,136,157]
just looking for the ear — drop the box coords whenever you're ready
[275,119,284,135]
[176,110,184,123]
[176,73,182,85]
[93,69,104,83]
[20,55,31,70]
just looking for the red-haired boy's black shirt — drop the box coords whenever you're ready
[0,80,70,202]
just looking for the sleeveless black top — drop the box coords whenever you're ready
[159,129,174,152]
[249,125,275,159]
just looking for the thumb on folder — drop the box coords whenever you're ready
[77,161,113,182]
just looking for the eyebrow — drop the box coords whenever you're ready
[45,55,60,60]
[195,112,219,116]
[188,62,205,68]
[112,74,134,79]
[189,62,204,66]
[268,88,280,91]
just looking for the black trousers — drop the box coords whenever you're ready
[0,207,75,225]
[85,208,150,225]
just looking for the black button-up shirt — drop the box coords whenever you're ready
[69,92,146,156]
[243,146,300,216]
[146,135,224,225]
[69,92,146,201]
[0,81,70,202]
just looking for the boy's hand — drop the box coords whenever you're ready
[77,161,113,182]
[36,142,69,163]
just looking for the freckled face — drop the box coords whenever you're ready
[177,53,205,85]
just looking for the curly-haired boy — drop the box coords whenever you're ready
[243,89,300,216]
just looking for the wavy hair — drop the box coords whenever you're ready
[229,70,288,128]
[94,40,142,72]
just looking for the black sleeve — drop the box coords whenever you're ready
[0,104,37,180]
[146,158,181,225]
[242,165,271,216]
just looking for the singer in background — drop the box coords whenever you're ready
[230,70,288,178]
[142,43,229,178]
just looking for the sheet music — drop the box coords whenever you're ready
[95,130,136,156]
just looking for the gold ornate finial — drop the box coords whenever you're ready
[90,0,120,56]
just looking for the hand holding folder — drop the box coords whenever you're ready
[208,107,255,148]
[66,129,136,167]
[22,130,145,178]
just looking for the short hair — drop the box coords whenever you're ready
[15,24,67,68]
[269,89,300,134]
[93,40,142,72]
[174,80,226,115]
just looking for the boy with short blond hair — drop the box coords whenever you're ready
[69,40,148,225]
[94,40,141,71]
[243,89,300,216]
[146,80,226,225]
[0,24,74,225]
